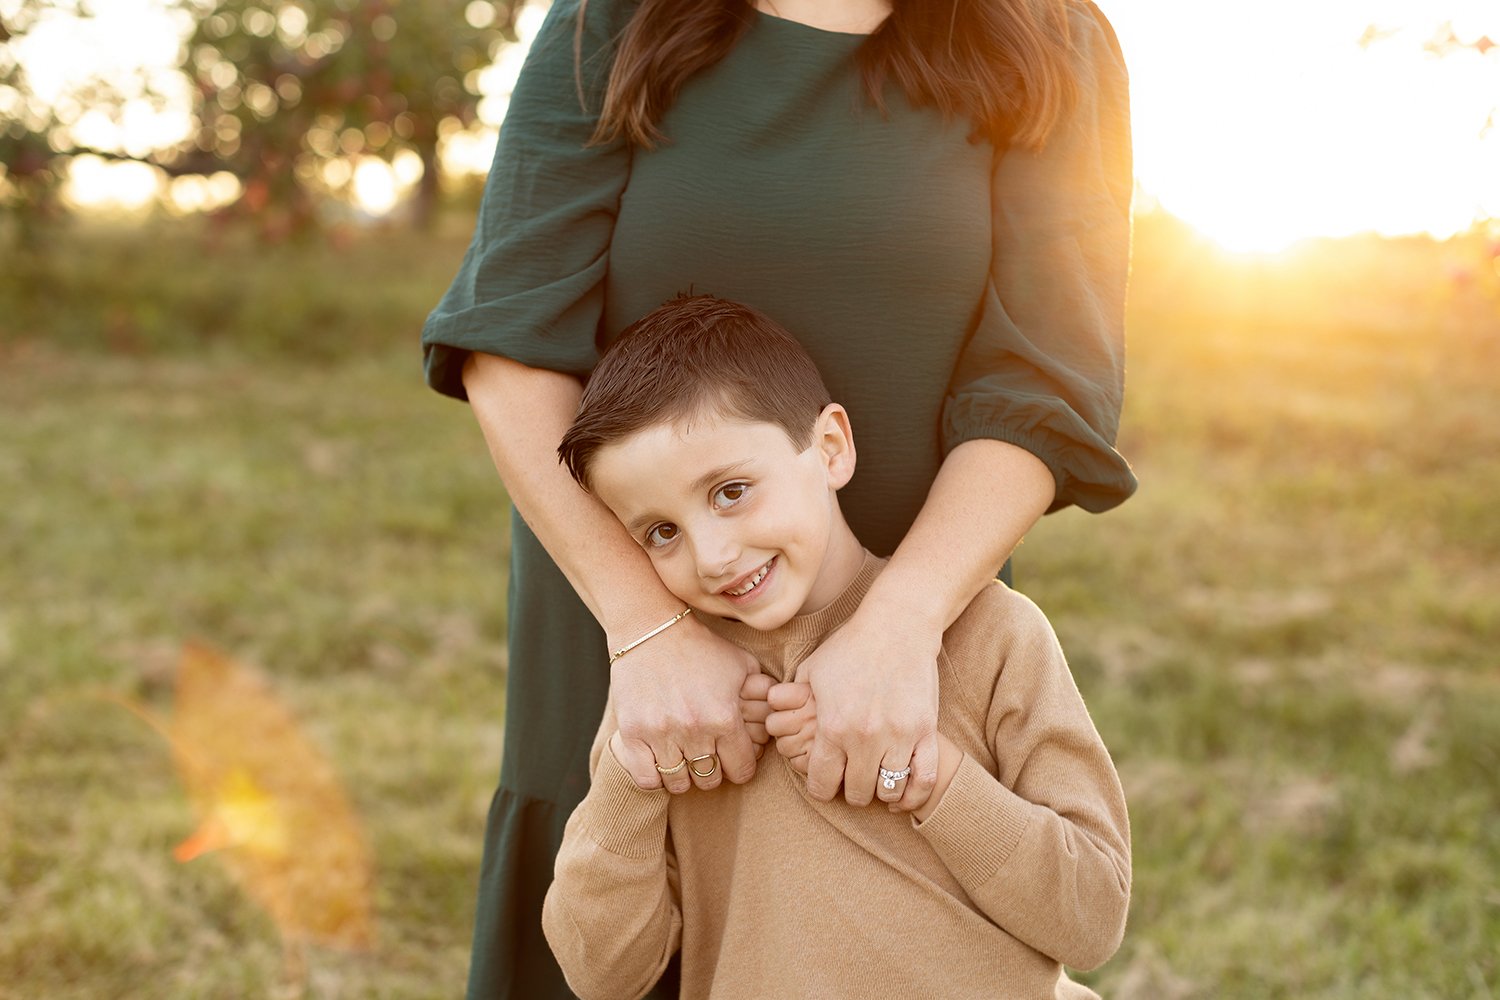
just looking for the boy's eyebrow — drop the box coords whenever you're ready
[623,513,658,537]
[690,460,752,493]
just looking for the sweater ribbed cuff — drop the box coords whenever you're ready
[584,745,672,858]
[912,754,1032,886]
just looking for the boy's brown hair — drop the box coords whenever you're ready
[559,295,832,491]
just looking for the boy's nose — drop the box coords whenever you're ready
[692,529,741,583]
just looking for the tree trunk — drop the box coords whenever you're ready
[414,140,441,231]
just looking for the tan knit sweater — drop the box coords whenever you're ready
[542,554,1130,1000]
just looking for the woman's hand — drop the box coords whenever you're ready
[767,680,961,819]
[782,592,944,812]
[608,615,763,795]
[777,439,1051,812]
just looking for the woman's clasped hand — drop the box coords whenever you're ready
[610,600,944,814]
[606,612,763,794]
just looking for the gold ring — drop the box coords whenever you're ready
[689,753,718,778]
[655,758,687,775]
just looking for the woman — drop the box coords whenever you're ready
[421,0,1136,996]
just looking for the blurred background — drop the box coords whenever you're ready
[1,0,1497,997]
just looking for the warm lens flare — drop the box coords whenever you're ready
[172,768,291,863]
[170,642,374,950]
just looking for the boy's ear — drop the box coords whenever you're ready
[815,404,856,490]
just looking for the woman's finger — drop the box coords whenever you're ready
[613,733,666,791]
[841,741,882,807]
[875,745,915,804]
[804,739,847,802]
[715,724,759,785]
[685,744,724,791]
[773,726,814,761]
[649,740,694,795]
[745,722,769,745]
[893,732,940,813]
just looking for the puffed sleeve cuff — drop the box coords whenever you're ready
[422,265,610,400]
[942,408,1137,515]
[581,744,672,858]
[913,753,1033,886]
[940,0,1137,514]
[419,0,636,401]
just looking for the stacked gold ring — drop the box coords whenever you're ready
[655,758,688,775]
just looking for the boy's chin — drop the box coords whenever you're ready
[739,610,796,630]
[684,597,791,630]
[720,597,800,631]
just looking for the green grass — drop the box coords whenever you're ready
[1026,219,1500,997]
[2,212,1498,998]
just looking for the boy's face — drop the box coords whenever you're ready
[589,406,858,631]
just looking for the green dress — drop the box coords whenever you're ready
[421,1,1135,996]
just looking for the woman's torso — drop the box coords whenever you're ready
[603,12,996,555]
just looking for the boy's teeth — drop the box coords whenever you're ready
[727,560,772,597]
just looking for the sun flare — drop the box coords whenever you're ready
[1103,0,1500,252]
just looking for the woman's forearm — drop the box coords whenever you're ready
[462,351,762,790]
[864,439,1054,629]
[461,351,686,640]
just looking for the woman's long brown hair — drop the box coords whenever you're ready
[581,0,1079,150]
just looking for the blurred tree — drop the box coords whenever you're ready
[0,7,52,246]
[0,1,123,246]
[171,0,520,237]
[1,0,520,242]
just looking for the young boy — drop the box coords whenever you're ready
[543,296,1130,1000]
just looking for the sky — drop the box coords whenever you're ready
[9,0,1500,251]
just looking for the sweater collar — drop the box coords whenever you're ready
[700,550,885,680]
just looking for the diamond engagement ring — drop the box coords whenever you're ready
[879,765,912,790]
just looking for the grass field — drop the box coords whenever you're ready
[2,212,1497,998]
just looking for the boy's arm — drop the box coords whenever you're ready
[545,676,773,999]
[542,714,682,1000]
[910,591,1131,972]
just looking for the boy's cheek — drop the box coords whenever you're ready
[641,550,695,605]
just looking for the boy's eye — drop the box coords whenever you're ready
[645,523,678,548]
[713,482,750,507]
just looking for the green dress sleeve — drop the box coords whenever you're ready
[420,0,636,402]
[940,0,1137,513]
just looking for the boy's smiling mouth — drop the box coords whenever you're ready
[721,557,777,599]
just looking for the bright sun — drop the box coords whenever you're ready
[1103,0,1500,252]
